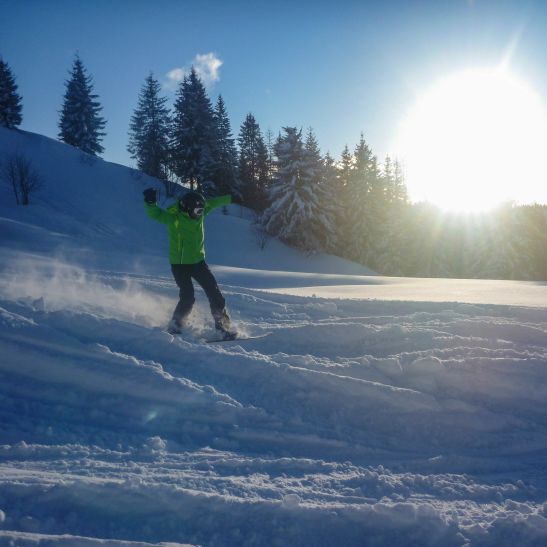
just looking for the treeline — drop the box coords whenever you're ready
[1,55,546,280]
[123,62,411,277]
[381,203,547,280]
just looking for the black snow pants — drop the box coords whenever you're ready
[170,261,226,327]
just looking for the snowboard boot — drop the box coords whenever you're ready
[167,318,185,335]
[214,309,237,340]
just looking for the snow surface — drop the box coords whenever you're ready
[1,127,547,546]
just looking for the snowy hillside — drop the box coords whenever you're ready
[0,127,374,276]
[1,127,547,547]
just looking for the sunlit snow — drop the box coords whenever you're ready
[1,127,546,546]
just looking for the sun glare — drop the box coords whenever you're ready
[395,68,547,212]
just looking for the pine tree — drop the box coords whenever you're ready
[338,145,353,189]
[333,145,354,257]
[374,157,411,275]
[212,95,240,195]
[262,127,304,246]
[322,152,342,252]
[303,128,336,250]
[364,153,389,269]
[127,73,171,180]
[303,128,323,185]
[237,113,269,209]
[265,128,276,180]
[262,127,329,251]
[383,155,394,203]
[352,134,375,196]
[171,68,218,192]
[341,135,373,262]
[392,160,408,204]
[58,56,106,156]
[0,57,23,129]
[335,133,387,267]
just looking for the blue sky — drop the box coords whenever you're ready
[2,0,546,169]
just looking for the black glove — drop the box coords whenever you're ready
[143,187,157,204]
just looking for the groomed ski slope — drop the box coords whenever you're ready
[1,127,547,546]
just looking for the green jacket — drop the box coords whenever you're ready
[145,195,231,264]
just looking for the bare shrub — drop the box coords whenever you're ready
[2,153,43,205]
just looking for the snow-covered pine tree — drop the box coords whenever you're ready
[262,127,304,246]
[237,113,269,209]
[322,151,343,253]
[127,73,171,182]
[58,56,106,156]
[171,68,218,192]
[212,95,240,196]
[0,57,23,129]
[302,128,336,251]
[262,127,328,251]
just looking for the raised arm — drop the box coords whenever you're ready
[143,187,172,224]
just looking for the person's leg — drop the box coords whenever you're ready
[170,264,195,330]
[190,261,231,331]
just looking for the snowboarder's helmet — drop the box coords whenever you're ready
[179,191,205,219]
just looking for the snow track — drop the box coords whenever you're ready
[1,272,547,546]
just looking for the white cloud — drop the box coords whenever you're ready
[165,68,186,89]
[164,52,223,91]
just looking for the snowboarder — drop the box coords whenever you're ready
[143,187,235,339]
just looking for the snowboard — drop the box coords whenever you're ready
[205,332,272,344]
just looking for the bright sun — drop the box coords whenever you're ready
[395,68,547,212]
